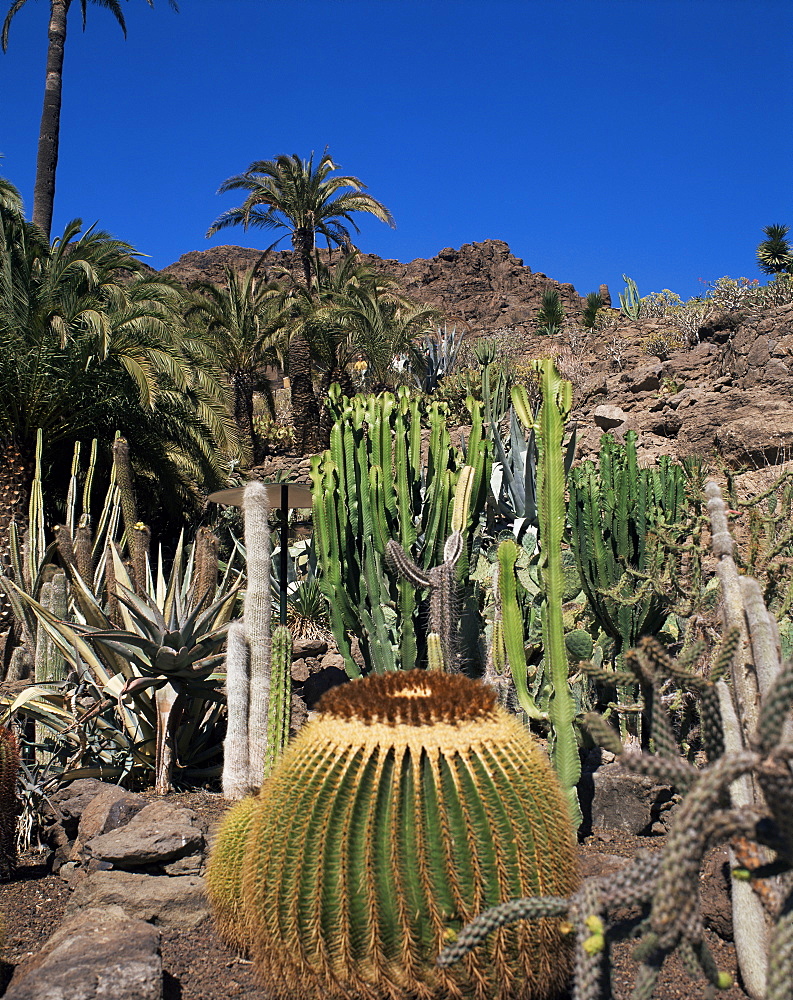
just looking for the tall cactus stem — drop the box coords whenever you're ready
[516,365,582,826]
[243,482,273,790]
[263,625,293,778]
[223,621,251,801]
[193,526,220,608]
[112,437,138,570]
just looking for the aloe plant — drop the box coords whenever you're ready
[208,669,580,1000]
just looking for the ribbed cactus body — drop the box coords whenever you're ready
[205,795,258,951]
[228,671,579,1000]
[0,726,20,879]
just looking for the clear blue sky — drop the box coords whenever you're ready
[1,0,791,302]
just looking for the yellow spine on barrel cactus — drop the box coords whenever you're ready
[205,794,258,952]
[212,670,580,1000]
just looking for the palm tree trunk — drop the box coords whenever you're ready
[290,226,321,455]
[33,0,70,238]
[232,370,256,467]
[289,331,322,456]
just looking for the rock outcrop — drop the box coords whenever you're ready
[161,239,589,331]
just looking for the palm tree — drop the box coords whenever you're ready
[0,202,232,582]
[757,224,793,276]
[337,287,439,389]
[185,264,286,464]
[1,0,178,238]
[207,151,395,454]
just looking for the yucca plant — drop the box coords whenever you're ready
[209,669,580,1000]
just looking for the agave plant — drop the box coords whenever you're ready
[3,534,241,793]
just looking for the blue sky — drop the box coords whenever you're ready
[1,0,791,302]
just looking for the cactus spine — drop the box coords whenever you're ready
[222,482,293,799]
[209,670,579,1000]
[205,794,258,951]
[0,726,20,880]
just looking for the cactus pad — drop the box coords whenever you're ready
[565,629,594,664]
[236,670,580,1000]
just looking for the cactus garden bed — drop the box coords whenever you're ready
[0,791,750,1000]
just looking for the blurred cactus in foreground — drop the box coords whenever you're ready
[440,482,793,1000]
[208,670,580,1000]
[0,725,20,880]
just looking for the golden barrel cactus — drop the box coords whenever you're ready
[205,794,258,951]
[210,670,580,1000]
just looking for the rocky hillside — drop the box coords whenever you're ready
[161,239,598,332]
[161,240,793,474]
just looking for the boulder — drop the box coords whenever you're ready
[4,905,161,1000]
[593,405,627,430]
[589,762,672,835]
[66,871,209,928]
[84,800,206,869]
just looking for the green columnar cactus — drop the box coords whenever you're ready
[493,538,543,720]
[311,388,490,675]
[262,625,292,778]
[514,363,582,827]
[205,794,258,951]
[0,725,20,880]
[213,670,579,1000]
[619,274,641,320]
[568,431,686,658]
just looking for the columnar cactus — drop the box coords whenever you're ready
[222,482,293,799]
[311,387,490,675]
[0,725,20,880]
[568,430,686,657]
[210,670,580,1000]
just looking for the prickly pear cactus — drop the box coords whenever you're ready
[0,726,20,880]
[565,629,594,663]
[233,670,580,1000]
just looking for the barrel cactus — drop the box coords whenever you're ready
[211,669,580,1000]
[205,794,258,951]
